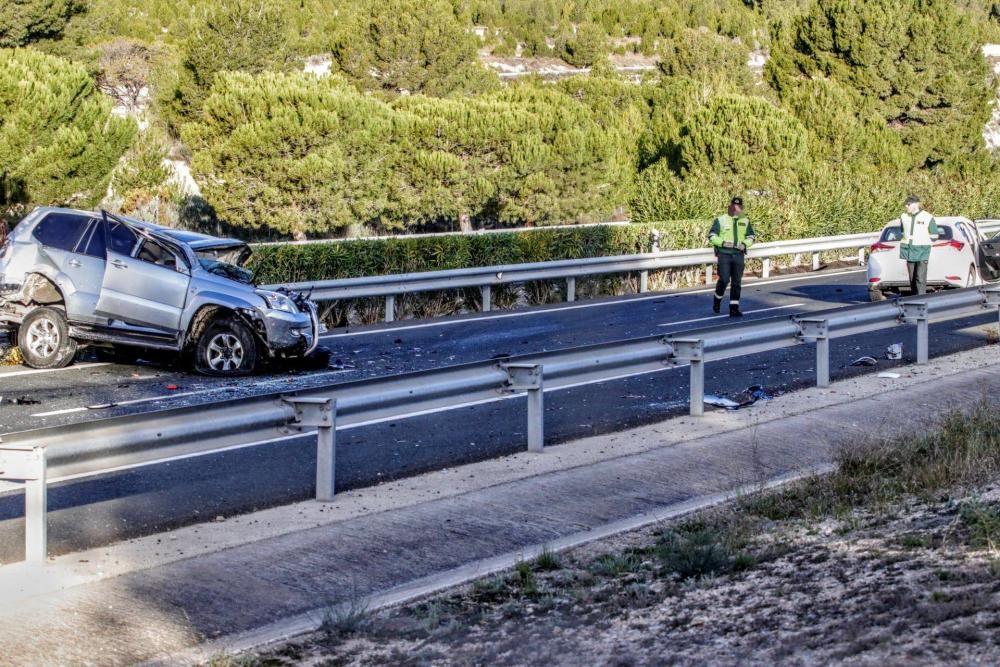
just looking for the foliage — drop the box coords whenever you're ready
[159,0,291,129]
[182,72,401,240]
[768,0,995,168]
[658,28,755,92]
[677,95,810,191]
[184,70,636,237]
[329,0,497,96]
[0,48,135,216]
[111,130,172,198]
[95,37,164,110]
[246,222,670,283]
[560,21,608,68]
[0,0,82,47]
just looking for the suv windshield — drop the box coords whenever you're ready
[879,225,954,243]
[196,247,254,284]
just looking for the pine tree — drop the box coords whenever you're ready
[159,0,290,129]
[330,0,496,96]
[677,95,809,191]
[182,71,403,239]
[768,0,994,167]
[0,0,82,47]
[0,48,136,216]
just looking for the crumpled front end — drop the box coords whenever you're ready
[257,299,319,356]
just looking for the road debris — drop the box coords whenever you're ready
[86,403,118,410]
[877,372,902,379]
[705,385,774,410]
[886,343,903,360]
[5,396,40,405]
[847,356,879,367]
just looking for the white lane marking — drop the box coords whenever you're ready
[657,303,806,328]
[319,268,866,339]
[29,367,360,417]
[0,362,111,379]
[40,366,695,483]
[31,388,223,417]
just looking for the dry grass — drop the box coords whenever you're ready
[0,345,22,366]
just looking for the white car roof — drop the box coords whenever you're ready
[882,215,972,228]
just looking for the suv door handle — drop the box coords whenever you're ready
[110,259,128,269]
[67,259,82,267]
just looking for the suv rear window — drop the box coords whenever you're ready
[879,225,954,242]
[31,213,91,251]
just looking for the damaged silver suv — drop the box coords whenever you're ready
[0,207,320,375]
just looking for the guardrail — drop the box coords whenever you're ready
[267,222,1000,322]
[2,286,999,563]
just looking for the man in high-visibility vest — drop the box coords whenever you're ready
[898,194,939,296]
[709,196,756,317]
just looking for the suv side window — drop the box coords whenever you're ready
[107,221,138,256]
[31,213,90,251]
[78,220,107,258]
[136,238,181,271]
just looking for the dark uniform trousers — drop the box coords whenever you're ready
[906,260,928,295]
[716,252,745,303]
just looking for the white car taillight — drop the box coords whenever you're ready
[869,242,895,253]
[933,240,965,251]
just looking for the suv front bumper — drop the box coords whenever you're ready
[259,302,319,355]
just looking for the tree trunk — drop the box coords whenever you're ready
[458,211,473,234]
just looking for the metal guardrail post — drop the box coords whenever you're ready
[481,285,492,312]
[704,264,713,286]
[762,257,771,279]
[284,397,338,501]
[640,270,649,293]
[798,318,831,387]
[901,302,930,365]
[566,277,576,302]
[858,247,866,266]
[983,288,1000,335]
[0,442,48,563]
[503,364,544,452]
[670,339,706,417]
[385,294,396,323]
[812,252,821,271]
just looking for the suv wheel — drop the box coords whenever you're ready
[18,307,78,369]
[194,317,258,376]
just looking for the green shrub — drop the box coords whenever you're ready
[247,223,683,284]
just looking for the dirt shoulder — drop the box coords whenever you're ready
[220,406,1000,667]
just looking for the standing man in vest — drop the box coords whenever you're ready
[899,195,939,296]
[709,196,756,317]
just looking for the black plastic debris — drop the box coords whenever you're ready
[7,396,40,405]
[846,356,879,367]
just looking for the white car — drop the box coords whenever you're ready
[867,216,999,301]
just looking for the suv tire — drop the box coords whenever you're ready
[194,317,258,376]
[18,307,78,369]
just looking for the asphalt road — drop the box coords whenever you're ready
[1,266,997,561]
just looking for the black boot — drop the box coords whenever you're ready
[712,296,722,314]
[729,303,743,318]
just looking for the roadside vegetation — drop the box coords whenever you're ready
[209,402,1000,665]
[2,0,1000,250]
